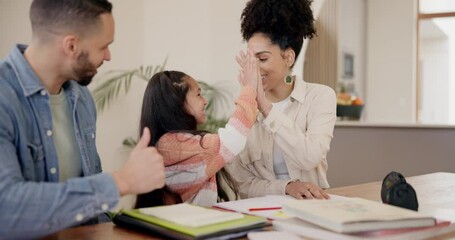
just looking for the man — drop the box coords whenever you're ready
[0,0,165,238]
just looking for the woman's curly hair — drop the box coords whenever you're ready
[240,0,316,60]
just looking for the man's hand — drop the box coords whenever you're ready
[112,127,165,196]
[285,181,330,200]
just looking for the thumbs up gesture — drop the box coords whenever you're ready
[112,127,165,196]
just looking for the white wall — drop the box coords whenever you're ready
[338,0,366,99]
[329,125,455,187]
[0,0,32,57]
[365,0,417,123]
[141,0,248,119]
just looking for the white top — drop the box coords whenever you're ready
[272,96,291,180]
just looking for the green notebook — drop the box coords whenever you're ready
[113,207,269,240]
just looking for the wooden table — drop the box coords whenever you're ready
[42,172,455,240]
[325,172,455,210]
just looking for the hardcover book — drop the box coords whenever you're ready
[273,217,453,240]
[282,197,436,233]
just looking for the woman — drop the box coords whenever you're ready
[227,0,336,200]
[135,50,259,208]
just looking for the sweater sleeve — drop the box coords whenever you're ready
[157,86,257,202]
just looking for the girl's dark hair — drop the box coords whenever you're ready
[135,71,238,208]
[240,0,316,62]
[135,186,182,209]
[140,71,196,146]
[217,168,240,202]
[135,71,191,208]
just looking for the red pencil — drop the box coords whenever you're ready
[248,207,282,211]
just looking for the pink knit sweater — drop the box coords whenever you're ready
[156,86,257,207]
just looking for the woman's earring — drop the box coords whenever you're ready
[284,75,293,85]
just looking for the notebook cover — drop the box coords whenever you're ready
[113,210,270,240]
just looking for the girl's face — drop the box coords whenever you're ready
[184,76,208,125]
[247,32,293,92]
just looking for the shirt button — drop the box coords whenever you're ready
[46,130,53,137]
[50,167,57,174]
[40,90,47,96]
[101,203,109,211]
[91,133,95,139]
[75,213,84,222]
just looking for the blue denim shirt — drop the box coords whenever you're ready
[0,45,119,239]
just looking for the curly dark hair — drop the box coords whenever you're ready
[240,0,316,61]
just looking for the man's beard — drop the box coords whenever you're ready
[73,51,100,86]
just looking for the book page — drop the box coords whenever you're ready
[214,194,345,220]
[214,195,293,220]
[419,206,455,223]
[138,203,244,228]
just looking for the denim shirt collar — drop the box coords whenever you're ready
[8,44,45,97]
[7,44,81,100]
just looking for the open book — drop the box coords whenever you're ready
[283,197,436,233]
[138,203,244,227]
[214,194,348,220]
[213,195,294,220]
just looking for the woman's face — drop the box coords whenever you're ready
[184,76,208,125]
[247,33,292,92]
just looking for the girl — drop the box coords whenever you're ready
[135,51,259,207]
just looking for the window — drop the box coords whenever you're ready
[417,0,455,124]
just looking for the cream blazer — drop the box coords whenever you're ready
[227,79,336,198]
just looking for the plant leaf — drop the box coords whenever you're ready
[122,137,137,148]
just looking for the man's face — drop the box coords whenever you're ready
[72,13,114,86]
[72,50,99,86]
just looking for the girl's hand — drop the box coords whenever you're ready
[241,49,259,91]
[236,50,247,85]
[237,49,271,115]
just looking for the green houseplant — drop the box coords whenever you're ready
[91,61,231,147]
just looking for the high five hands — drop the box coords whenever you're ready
[236,49,260,91]
[236,50,271,115]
